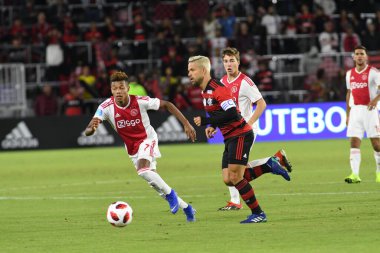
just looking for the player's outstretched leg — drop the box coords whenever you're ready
[244,157,290,181]
[183,204,196,222]
[274,149,292,172]
[268,157,291,181]
[165,189,180,214]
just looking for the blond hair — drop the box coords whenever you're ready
[188,55,211,73]
[110,71,129,82]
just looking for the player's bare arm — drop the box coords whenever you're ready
[247,98,266,126]
[84,118,102,136]
[160,100,196,142]
[346,90,351,126]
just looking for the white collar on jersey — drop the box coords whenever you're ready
[355,64,368,74]
[227,72,241,84]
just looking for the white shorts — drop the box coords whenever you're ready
[347,105,380,139]
[127,138,161,170]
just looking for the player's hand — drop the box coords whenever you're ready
[205,127,217,139]
[184,124,197,142]
[367,101,377,111]
[193,116,201,126]
[92,118,101,131]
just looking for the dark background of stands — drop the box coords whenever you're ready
[0,0,380,119]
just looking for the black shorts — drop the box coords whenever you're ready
[222,131,254,169]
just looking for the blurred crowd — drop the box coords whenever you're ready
[1,0,380,116]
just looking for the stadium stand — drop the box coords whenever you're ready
[0,0,380,118]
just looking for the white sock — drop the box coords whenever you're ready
[138,168,188,208]
[177,196,188,209]
[374,151,380,173]
[350,148,361,176]
[247,157,271,167]
[138,168,171,195]
[228,186,240,204]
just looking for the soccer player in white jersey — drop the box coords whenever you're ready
[84,71,197,221]
[345,45,380,183]
[217,47,292,211]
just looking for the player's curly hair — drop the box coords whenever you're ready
[110,71,129,82]
[222,47,240,63]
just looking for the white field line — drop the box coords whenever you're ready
[0,191,379,201]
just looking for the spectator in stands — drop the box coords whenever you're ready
[128,12,152,59]
[158,17,175,39]
[282,16,298,53]
[171,34,189,60]
[45,26,64,81]
[32,12,51,44]
[254,61,275,92]
[160,66,179,102]
[78,65,98,100]
[318,21,339,53]
[203,11,221,40]
[174,84,192,110]
[62,85,83,116]
[341,26,361,52]
[161,47,185,76]
[8,18,28,43]
[313,5,330,34]
[152,31,169,59]
[146,69,163,99]
[235,22,256,54]
[296,4,314,34]
[314,0,336,17]
[128,76,148,96]
[60,15,79,43]
[336,9,359,33]
[8,37,27,63]
[304,68,327,102]
[34,84,58,116]
[84,22,103,42]
[374,10,380,33]
[179,9,199,37]
[218,6,236,38]
[362,21,380,51]
[102,16,121,42]
[261,5,281,53]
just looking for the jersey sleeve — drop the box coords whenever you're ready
[137,96,160,111]
[241,79,263,103]
[373,69,380,88]
[346,70,351,90]
[94,101,110,121]
[215,86,236,111]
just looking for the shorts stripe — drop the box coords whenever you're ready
[236,136,244,160]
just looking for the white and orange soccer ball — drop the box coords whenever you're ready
[106,201,133,227]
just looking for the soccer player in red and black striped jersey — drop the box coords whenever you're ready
[188,56,290,223]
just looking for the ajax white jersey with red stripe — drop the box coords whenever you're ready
[346,65,380,106]
[221,72,263,133]
[93,95,160,155]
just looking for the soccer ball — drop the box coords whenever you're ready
[106,201,133,227]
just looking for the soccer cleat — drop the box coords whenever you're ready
[240,212,267,224]
[183,204,196,222]
[165,189,179,214]
[344,173,361,184]
[376,172,380,183]
[274,149,292,172]
[269,157,291,181]
[218,201,242,211]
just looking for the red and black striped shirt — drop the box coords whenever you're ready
[201,79,252,140]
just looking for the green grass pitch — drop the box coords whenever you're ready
[0,139,379,253]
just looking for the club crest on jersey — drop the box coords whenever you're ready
[130,109,138,116]
[207,98,213,105]
[207,90,213,94]
[231,86,238,93]
[362,74,367,80]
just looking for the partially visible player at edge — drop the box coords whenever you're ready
[218,47,293,211]
[84,71,197,221]
[345,45,380,183]
[189,56,291,223]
